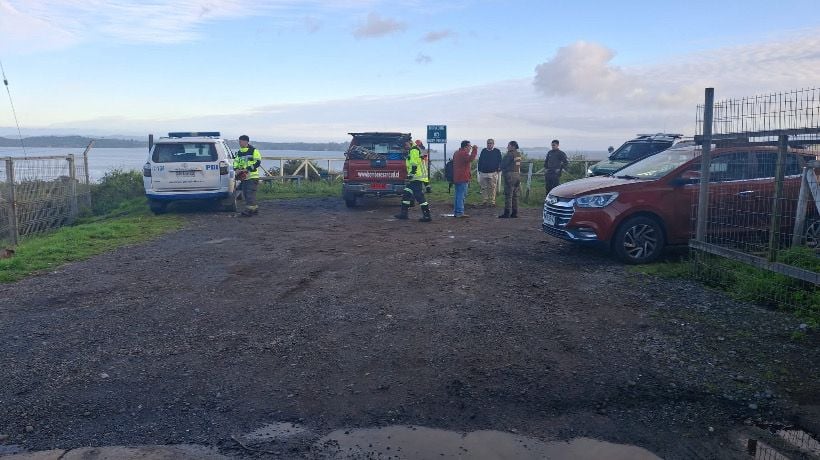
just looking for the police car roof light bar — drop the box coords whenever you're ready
[167,131,221,138]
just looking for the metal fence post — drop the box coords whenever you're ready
[67,154,78,223]
[4,157,18,246]
[696,88,714,242]
[767,135,788,262]
[81,141,93,208]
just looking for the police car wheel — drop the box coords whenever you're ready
[148,200,167,215]
[222,194,238,212]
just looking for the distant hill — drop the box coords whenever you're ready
[0,135,349,151]
[225,140,348,151]
[0,135,145,148]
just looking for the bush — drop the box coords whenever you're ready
[90,169,145,215]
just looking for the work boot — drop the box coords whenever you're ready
[419,205,432,222]
[510,210,518,218]
[394,204,409,220]
[498,208,510,218]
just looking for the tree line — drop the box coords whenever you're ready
[0,136,349,151]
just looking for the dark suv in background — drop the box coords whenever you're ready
[588,133,684,176]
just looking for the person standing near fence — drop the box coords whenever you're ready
[477,138,502,207]
[452,140,477,218]
[234,134,262,217]
[544,139,567,195]
[499,140,523,218]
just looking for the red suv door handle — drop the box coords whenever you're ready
[736,190,755,197]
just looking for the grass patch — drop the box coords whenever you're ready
[0,209,182,283]
[634,248,820,327]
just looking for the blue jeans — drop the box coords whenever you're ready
[453,182,468,216]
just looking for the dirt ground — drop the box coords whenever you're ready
[1,197,818,459]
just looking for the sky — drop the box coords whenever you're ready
[1,0,820,151]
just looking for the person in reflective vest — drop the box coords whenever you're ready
[233,134,262,216]
[394,140,432,222]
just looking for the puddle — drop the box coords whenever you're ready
[242,422,309,443]
[204,237,234,244]
[315,425,660,459]
[0,445,23,455]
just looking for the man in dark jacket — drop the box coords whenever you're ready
[544,139,568,194]
[477,139,502,207]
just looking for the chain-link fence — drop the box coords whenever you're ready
[689,88,820,311]
[0,152,91,246]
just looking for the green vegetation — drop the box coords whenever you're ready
[1,169,182,283]
[633,247,820,327]
[89,169,146,215]
[0,212,181,283]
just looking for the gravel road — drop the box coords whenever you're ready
[1,197,817,459]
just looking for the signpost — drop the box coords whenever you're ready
[427,125,447,178]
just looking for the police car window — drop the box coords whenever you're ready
[152,143,218,163]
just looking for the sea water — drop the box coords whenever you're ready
[0,147,608,182]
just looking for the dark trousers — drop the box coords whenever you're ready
[503,172,521,211]
[241,179,259,210]
[545,170,561,194]
[401,181,427,206]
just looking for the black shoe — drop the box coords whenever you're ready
[499,209,510,218]
[510,211,518,218]
[394,214,408,220]
[240,210,254,217]
[419,216,432,222]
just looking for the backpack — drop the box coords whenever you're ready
[444,159,454,183]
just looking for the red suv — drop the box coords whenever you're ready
[542,145,817,263]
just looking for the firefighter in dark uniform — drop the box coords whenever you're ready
[394,140,432,222]
[499,140,523,218]
[233,134,262,216]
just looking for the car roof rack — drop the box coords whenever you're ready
[635,133,684,140]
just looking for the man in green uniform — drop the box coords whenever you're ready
[233,134,262,217]
[499,140,523,218]
[394,140,432,222]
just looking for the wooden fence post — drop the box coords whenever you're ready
[4,157,18,246]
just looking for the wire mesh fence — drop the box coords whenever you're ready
[689,88,820,312]
[1,152,91,246]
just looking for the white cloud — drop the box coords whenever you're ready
[352,13,406,39]
[0,0,384,51]
[0,0,81,53]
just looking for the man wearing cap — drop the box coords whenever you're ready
[233,134,262,216]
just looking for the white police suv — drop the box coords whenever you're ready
[142,132,238,214]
